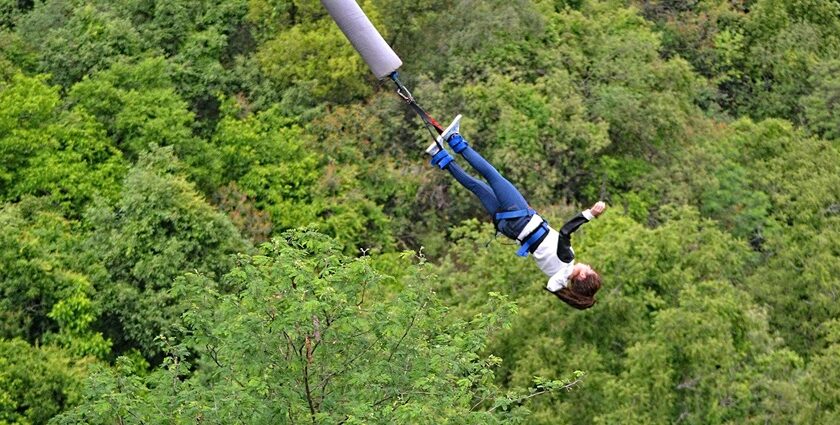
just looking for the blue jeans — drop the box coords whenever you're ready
[445,144,532,239]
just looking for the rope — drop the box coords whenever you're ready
[389,72,444,144]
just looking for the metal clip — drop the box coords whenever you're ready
[396,86,412,103]
[390,71,415,103]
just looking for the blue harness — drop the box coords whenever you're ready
[494,208,548,257]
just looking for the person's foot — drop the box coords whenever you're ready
[425,141,443,156]
[427,142,453,169]
[437,114,462,145]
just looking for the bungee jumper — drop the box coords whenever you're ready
[321,0,606,309]
[426,117,606,309]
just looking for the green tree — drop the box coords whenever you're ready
[720,0,840,121]
[0,31,37,79]
[0,0,33,29]
[649,118,840,356]
[246,9,372,110]
[306,92,437,252]
[0,72,126,216]
[20,3,143,87]
[0,339,89,425]
[801,59,840,140]
[413,1,707,215]
[633,0,746,79]
[122,0,251,124]
[799,321,840,423]
[0,199,110,358]
[462,71,610,204]
[213,101,395,253]
[53,231,579,424]
[84,146,249,359]
[68,57,220,192]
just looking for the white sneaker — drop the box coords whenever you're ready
[425,141,442,156]
[436,114,462,145]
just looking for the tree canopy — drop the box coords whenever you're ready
[0,0,838,423]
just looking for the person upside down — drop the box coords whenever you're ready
[425,115,606,310]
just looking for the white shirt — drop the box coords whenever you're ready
[516,210,594,292]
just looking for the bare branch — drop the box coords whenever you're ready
[303,362,317,424]
[388,301,427,362]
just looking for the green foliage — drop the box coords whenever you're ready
[0,339,89,425]
[53,231,577,424]
[650,118,840,356]
[213,101,395,252]
[556,3,704,156]
[132,0,251,120]
[463,72,610,204]
[0,30,36,79]
[430,0,548,80]
[212,105,320,227]
[0,199,110,358]
[801,59,840,140]
[0,0,31,29]
[251,19,371,109]
[433,208,809,424]
[68,56,220,192]
[637,0,840,125]
[424,1,706,208]
[799,321,840,422]
[24,3,143,87]
[634,0,745,77]
[0,0,838,423]
[748,0,835,121]
[306,93,439,252]
[0,73,59,187]
[0,73,126,215]
[84,146,249,359]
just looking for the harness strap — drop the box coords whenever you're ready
[448,134,468,153]
[517,222,549,257]
[431,149,453,169]
[495,208,535,222]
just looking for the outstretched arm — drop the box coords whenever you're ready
[556,202,606,262]
[559,201,607,237]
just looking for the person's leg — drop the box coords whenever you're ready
[448,134,528,211]
[427,140,500,215]
[443,161,499,216]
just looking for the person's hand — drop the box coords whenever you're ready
[590,201,607,217]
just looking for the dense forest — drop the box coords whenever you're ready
[1,0,839,423]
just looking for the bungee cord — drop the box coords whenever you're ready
[389,71,445,145]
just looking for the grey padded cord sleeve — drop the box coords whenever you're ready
[321,0,403,78]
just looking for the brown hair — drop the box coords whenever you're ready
[556,271,602,310]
